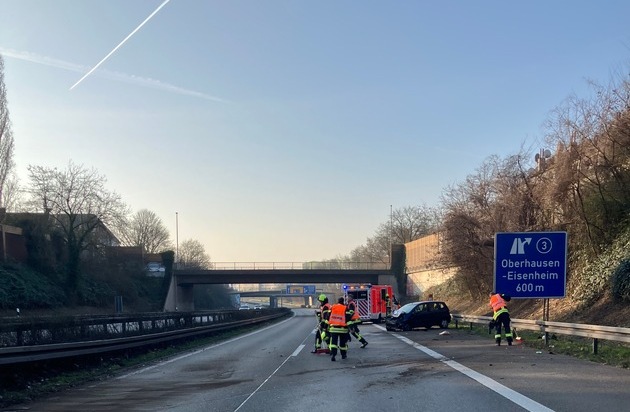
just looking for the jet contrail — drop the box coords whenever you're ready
[69,0,171,90]
[1,47,226,102]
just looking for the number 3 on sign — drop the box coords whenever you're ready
[536,237,552,254]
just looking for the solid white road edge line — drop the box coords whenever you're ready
[374,325,554,412]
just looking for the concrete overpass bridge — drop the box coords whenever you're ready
[163,261,396,311]
[231,289,340,309]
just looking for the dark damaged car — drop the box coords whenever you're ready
[385,301,451,331]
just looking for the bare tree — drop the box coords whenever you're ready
[177,238,211,270]
[117,209,172,253]
[388,205,441,244]
[439,156,510,297]
[347,237,388,265]
[1,172,21,212]
[337,204,441,266]
[26,161,127,302]
[543,73,630,254]
[0,55,15,209]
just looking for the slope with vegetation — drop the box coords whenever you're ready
[331,68,630,327]
[437,71,630,319]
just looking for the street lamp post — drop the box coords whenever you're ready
[389,204,393,265]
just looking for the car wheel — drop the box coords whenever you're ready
[402,323,412,331]
[386,325,393,331]
[440,319,449,329]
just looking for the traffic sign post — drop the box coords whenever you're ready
[494,231,567,298]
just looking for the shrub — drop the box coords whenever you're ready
[0,264,66,309]
[611,259,630,303]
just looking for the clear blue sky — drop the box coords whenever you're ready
[1,1,629,262]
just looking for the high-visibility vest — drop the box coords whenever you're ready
[319,303,331,324]
[490,294,507,312]
[320,302,331,316]
[329,303,348,327]
[490,294,509,320]
[348,301,360,321]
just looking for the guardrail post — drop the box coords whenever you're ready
[592,338,599,354]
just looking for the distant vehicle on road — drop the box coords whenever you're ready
[238,305,250,310]
[385,301,451,331]
[253,305,263,310]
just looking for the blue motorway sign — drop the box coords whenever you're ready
[286,285,317,294]
[303,285,316,294]
[286,285,302,294]
[494,232,567,298]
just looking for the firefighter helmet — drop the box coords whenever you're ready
[318,294,327,302]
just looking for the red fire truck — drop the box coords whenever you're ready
[343,283,394,323]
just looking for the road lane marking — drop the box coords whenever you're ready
[375,326,554,412]
[117,313,297,379]
[233,347,294,412]
[234,328,312,411]
[114,311,309,412]
[292,344,306,357]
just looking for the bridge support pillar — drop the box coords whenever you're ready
[177,285,194,311]
[163,275,195,312]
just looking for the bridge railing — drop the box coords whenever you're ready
[203,262,390,270]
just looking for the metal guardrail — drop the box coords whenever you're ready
[451,313,630,353]
[0,309,290,365]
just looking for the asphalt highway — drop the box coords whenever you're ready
[12,308,630,412]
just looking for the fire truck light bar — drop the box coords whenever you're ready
[343,284,371,291]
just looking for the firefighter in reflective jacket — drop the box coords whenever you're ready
[312,294,332,353]
[385,294,393,317]
[324,297,352,361]
[346,296,368,348]
[489,292,513,346]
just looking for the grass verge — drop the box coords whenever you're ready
[459,323,630,369]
